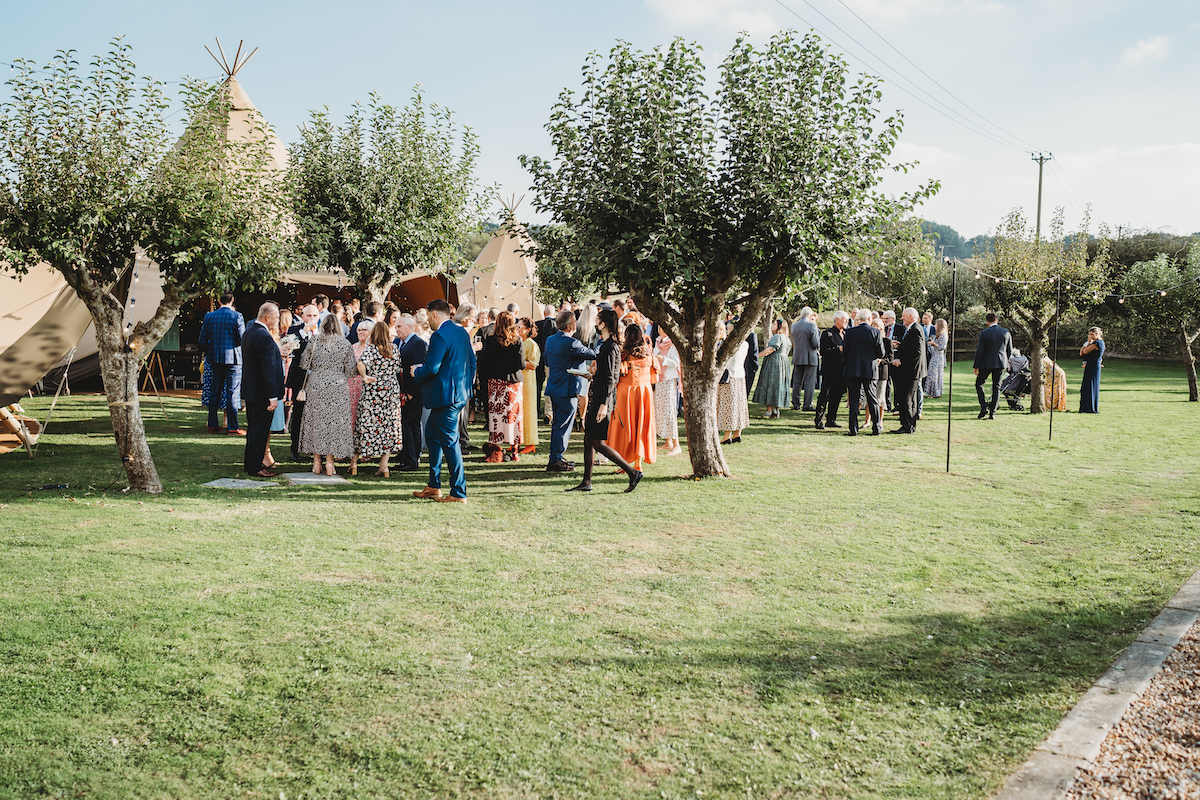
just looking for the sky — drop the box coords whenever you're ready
[3,0,1197,240]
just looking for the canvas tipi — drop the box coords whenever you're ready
[458,199,539,316]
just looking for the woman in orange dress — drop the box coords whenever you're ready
[607,323,658,472]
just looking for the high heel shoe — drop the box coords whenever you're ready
[311,459,321,475]
[374,467,389,478]
[324,459,336,476]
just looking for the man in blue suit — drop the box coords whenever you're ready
[412,299,474,502]
[240,302,284,476]
[543,310,597,472]
[395,313,428,472]
[197,292,245,434]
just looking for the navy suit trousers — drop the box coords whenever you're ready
[208,363,242,430]
[426,403,466,498]
[549,396,577,463]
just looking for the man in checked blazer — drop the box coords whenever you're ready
[197,292,245,434]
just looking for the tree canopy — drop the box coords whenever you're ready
[522,33,936,475]
[288,91,485,302]
[1120,251,1200,401]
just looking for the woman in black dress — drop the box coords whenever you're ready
[566,307,642,493]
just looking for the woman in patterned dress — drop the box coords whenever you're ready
[751,318,792,418]
[518,317,541,455]
[347,320,372,475]
[653,333,682,456]
[298,314,358,475]
[924,318,948,398]
[716,322,750,444]
[354,321,402,477]
[479,312,525,463]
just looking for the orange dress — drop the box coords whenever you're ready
[607,355,657,466]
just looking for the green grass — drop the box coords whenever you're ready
[0,359,1197,799]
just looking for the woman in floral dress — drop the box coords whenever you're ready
[924,318,948,398]
[347,320,372,474]
[479,312,526,463]
[298,314,358,475]
[354,322,402,477]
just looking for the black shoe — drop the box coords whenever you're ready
[564,460,576,467]
[290,451,302,462]
[462,444,477,452]
[565,483,593,492]
[814,423,825,430]
[977,409,989,419]
[546,460,575,473]
[720,439,732,445]
[887,428,909,434]
[987,410,995,420]
[397,465,419,472]
[871,426,882,435]
[624,470,643,493]
[802,406,817,412]
[826,422,842,428]
[731,436,741,443]
[845,430,858,436]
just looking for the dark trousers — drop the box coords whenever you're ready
[549,395,577,462]
[208,363,241,430]
[814,374,845,426]
[243,399,270,473]
[976,368,1003,411]
[846,379,880,434]
[399,401,423,468]
[288,399,305,457]
[535,366,546,418]
[896,376,920,431]
[426,402,466,498]
[458,402,471,449]
[792,364,817,409]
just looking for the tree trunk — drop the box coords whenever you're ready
[361,279,395,306]
[679,358,730,478]
[94,309,164,494]
[1026,319,1047,414]
[1180,321,1199,402]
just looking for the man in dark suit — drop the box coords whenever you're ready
[973,312,1013,419]
[841,309,886,436]
[197,292,245,435]
[790,306,820,411]
[412,299,475,502]
[534,305,556,421]
[543,310,598,472]
[890,307,928,434]
[880,309,899,412]
[813,311,848,430]
[395,313,427,472]
[240,302,284,476]
[284,303,320,461]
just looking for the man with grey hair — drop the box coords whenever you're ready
[841,308,885,435]
[889,307,928,434]
[395,313,427,471]
[506,302,519,316]
[813,311,848,429]
[790,305,820,411]
[881,309,898,412]
[534,304,557,420]
[240,302,284,476]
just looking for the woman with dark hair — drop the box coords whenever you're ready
[566,308,642,493]
[608,322,657,472]
[479,311,526,462]
[354,321,402,477]
[298,313,358,475]
[517,317,541,455]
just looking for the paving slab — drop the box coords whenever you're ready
[1039,686,1136,762]
[283,471,351,487]
[1164,568,1200,612]
[203,478,282,489]
[993,750,1088,800]
[1134,606,1200,648]
[1094,641,1173,697]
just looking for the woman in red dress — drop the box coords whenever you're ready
[607,323,658,472]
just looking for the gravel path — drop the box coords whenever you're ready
[1064,619,1200,799]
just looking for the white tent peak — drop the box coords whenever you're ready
[205,38,259,80]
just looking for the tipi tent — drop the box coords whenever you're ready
[457,204,539,316]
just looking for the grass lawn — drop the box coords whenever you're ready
[0,359,1197,799]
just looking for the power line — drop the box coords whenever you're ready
[771,0,1032,152]
[831,0,1042,152]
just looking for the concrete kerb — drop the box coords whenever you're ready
[991,566,1200,800]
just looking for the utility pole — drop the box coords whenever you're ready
[1031,152,1052,244]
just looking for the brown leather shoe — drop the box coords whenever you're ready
[250,469,278,478]
[412,486,443,499]
[435,495,466,503]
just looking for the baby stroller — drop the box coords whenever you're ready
[999,351,1032,411]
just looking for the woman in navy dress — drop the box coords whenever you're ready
[1079,326,1105,413]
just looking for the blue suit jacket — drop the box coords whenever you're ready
[544,331,597,397]
[414,322,475,409]
[198,305,245,365]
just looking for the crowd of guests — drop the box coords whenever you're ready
[197,289,1105,496]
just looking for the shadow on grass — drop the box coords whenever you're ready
[562,600,1164,710]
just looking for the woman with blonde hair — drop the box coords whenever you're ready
[653,332,682,456]
[925,318,948,398]
[354,321,402,476]
[346,319,373,475]
[517,317,541,455]
[1041,355,1067,412]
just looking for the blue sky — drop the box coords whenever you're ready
[4,0,1197,239]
